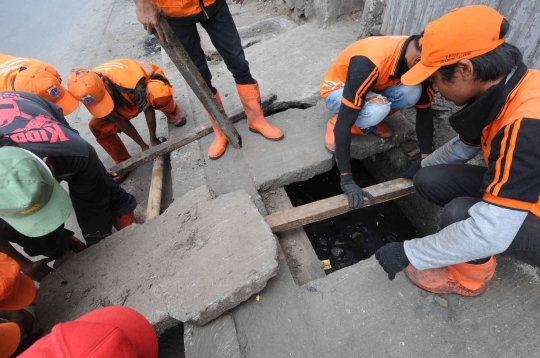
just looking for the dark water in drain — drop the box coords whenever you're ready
[285,160,418,273]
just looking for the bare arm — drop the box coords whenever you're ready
[0,238,53,282]
[108,115,150,151]
[144,108,161,147]
[134,0,165,42]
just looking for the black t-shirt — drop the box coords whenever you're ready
[0,91,91,181]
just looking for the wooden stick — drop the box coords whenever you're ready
[146,156,164,221]
[264,178,415,233]
[156,17,241,149]
[110,94,276,175]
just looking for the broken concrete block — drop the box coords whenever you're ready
[35,186,279,335]
[350,111,415,161]
[184,314,242,358]
[241,101,334,191]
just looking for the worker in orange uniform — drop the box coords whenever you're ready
[133,0,284,159]
[68,59,185,179]
[321,35,435,208]
[0,253,40,357]
[375,6,540,297]
[0,53,79,115]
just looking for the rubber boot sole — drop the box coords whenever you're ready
[172,117,187,127]
[249,127,284,141]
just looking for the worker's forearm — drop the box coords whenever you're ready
[112,117,149,150]
[0,238,33,272]
[422,136,481,167]
[144,108,158,143]
[404,202,527,270]
[334,104,360,174]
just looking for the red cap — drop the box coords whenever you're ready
[402,5,506,86]
[20,306,158,358]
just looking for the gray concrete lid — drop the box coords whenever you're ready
[35,186,279,334]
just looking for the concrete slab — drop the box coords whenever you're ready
[240,101,414,191]
[34,186,279,334]
[350,111,416,161]
[240,101,333,191]
[184,314,242,358]
[204,20,361,112]
[228,254,540,358]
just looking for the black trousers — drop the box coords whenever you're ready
[67,146,137,245]
[167,0,253,89]
[413,164,540,267]
[3,146,137,256]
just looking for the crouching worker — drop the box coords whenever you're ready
[0,53,79,116]
[321,35,435,208]
[68,59,186,181]
[0,92,137,267]
[375,5,540,297]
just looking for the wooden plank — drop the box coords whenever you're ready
[264,178,415,233]
[110,94,276,174]
[156,17,241,149]
[145,156,164,221]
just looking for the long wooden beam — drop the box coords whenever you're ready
[157,17,241,149]
[264,178,415,233]
[110,94,276,175]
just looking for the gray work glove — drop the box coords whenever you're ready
[340,174,375,209]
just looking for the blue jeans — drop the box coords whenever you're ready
[324,83,422,129]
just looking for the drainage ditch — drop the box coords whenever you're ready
[285,158,418,273]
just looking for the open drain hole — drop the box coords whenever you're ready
[284,158,419,273]
[158,322,185,358]
[264,100,315,116]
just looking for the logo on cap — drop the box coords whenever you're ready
[47,86,61,99]
[82,95,96,104]
[21,203,41,214]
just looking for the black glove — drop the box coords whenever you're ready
[401,161,422,179]
[374,242,410,280]
[340,174,375,209]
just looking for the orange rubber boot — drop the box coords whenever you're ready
[236,80,284,141]
[405,256,496,297]
[97,134,131,164]
[324,115,337,153]
[112,212,137,231]
[162,101,187,127]
[372,121,394,139]
[206,92,228,159]
[325,115,368,153]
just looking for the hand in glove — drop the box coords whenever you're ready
[374,242,410,280]
[340,174,375,209]
[401,161,422,179]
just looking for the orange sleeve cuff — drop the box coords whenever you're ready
[341,97,361,110]
[415,103,432,109]
[483,193,535,212]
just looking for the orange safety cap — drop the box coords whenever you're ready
[0,322,21,358]
[67,67,114,118]
[0,253,37,310]
[405,256,496,297]
[14,67,80,116]
[402,5,506,86]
